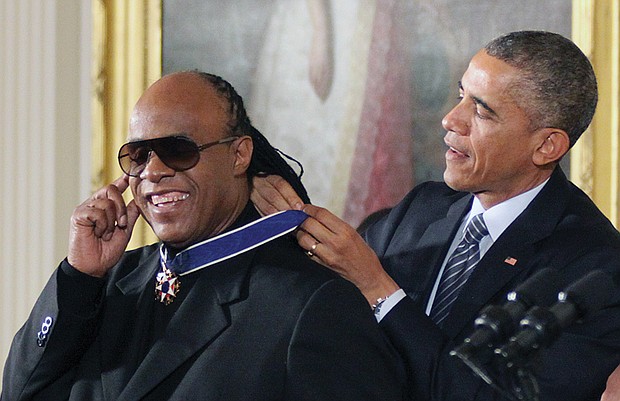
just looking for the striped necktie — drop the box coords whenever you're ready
[430,214,488,326]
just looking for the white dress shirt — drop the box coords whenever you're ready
[375,179,549,322]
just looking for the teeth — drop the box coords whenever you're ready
[151,193,189,206]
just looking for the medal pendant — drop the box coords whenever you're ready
[155,266,181,305]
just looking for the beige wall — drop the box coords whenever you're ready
[0,0,92,383]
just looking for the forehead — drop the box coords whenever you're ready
[461,51,523,108]
[128,73,230,142]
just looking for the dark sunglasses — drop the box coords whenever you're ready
[117,135,239,177]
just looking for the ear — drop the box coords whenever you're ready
[232,136,253,176]
[532,128,570,166]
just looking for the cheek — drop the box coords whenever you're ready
[128,180,152,217]
[476,135,529,175]
[471,131,506,162]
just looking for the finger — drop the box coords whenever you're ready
[296,229,319,253]
[300,204,349,237]
[124,199,141,235]
[296,229,338,271]
[266,175,304,210]
[111,174,130,193]
[110,175,131,227]
[298,216,334,247]
[297,229,323,258]
[79,203,112,238]
[86,199,118,240]
[94,177,130,229]
[251,175,296,214]
[250,184,281,216]
[298,207,367,261]
[105,199,141,246]
[296,227,336,259]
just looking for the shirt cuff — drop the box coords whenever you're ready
[374,289,407,322]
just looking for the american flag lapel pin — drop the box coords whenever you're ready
[504,256,518,266]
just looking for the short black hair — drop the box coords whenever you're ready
[484,31,597,147]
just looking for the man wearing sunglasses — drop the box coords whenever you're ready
[2,71,404,400]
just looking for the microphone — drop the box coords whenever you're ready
[496,269,615,367]
[451,268,560,362]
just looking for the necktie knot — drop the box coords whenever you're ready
[463,214,488,244]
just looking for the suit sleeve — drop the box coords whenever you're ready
[285,278,407,401]
[1,260,105,401]
[379,297,494,401]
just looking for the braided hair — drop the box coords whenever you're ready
[194,71,310,204]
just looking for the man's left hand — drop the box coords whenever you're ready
[297,204,400,305]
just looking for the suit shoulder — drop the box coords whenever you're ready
[363,181,469,251]
[252,237,347,287]
[373,181,467,229]
[557,181,620,246]
[400,180,466,207]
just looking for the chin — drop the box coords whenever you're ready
[444,168,474,191]
[444,178,473,194]
[444,171,460,190]
[152,226,192,247]
[161,238,195,250]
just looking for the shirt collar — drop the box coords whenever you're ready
[469,178,550,242]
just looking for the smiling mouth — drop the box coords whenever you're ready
[448,146,469,157]
[149,192,189,207]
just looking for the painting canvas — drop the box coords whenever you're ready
[163,0,571,227]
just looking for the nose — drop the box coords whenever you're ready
[139,151,176,182]
[441,101,468,135]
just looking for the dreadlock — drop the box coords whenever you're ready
[194,71,310,204]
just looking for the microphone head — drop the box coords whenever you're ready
[496,270,616,365]
[558,270,615,316]
[452,269,561,361]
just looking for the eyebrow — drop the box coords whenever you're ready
[458,81,499,117]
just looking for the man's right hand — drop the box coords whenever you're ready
[67,175,141,277]
[251,175,305,215]
[251,174,400,306]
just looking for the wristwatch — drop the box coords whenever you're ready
[371,296,388,316]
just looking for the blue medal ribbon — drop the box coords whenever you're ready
[156,210,308,304]
[169,209,308,275]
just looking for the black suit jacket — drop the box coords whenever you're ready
[3,213,404,400]
[364,168,620,401]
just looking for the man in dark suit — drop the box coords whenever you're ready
[251,31,620,400]
[1,71,405,400]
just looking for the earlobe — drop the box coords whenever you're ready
[233,136,253,175]
[533,129,570,166]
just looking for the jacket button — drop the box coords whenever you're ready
[36,316,54,347]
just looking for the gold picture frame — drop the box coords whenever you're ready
[93,0,619,249]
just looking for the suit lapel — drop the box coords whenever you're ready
[441,230,542,338]
[441,168,571,339]
[116,250,255,401]
[99,247,161,401]
[409,195,471,302]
